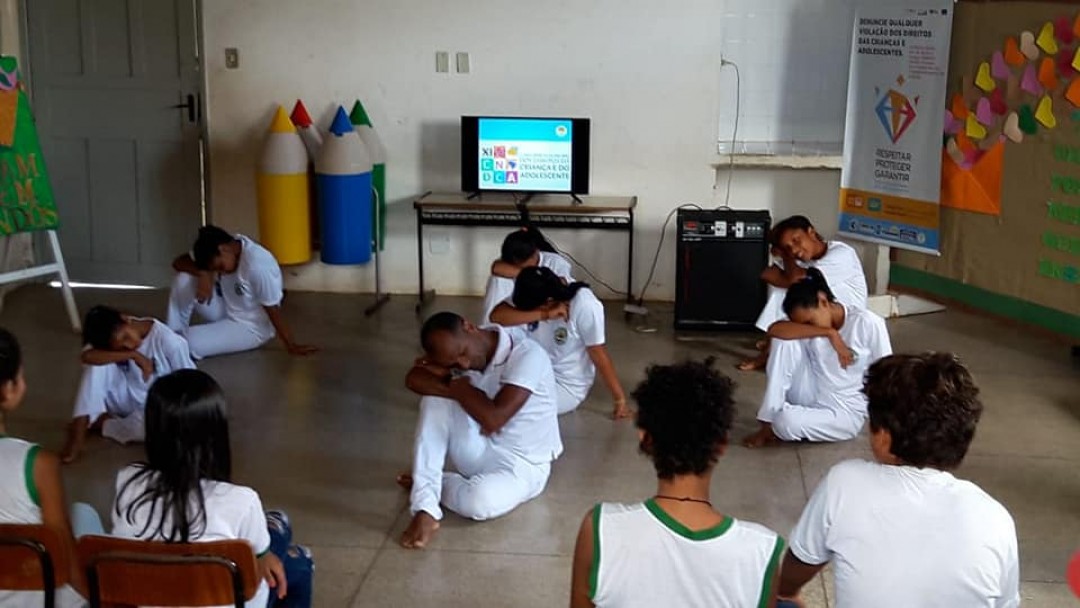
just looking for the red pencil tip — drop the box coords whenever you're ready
[290,100,313,128]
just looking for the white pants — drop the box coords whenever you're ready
[410,396,551,521]
[72,364,146,444]
[756,338,865,442]
[167,273,269,359]
[755,284,787,332]
[556,381,586,415]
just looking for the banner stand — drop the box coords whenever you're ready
[0,230,79,331]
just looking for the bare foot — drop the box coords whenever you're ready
[742,423,782,449]
[755,340,768,351]
[61,417,90,464]
[400,511,440,549]
[396,473,413,491]
[736,354,767,372]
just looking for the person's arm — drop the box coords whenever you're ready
[405,363,453,397]
[777,550,826,600]
[586,345,629,419]
[172,254,216,303]
[263,305,318,356]
[446,378,532,435]
[33,449,87,595]
[490,301,568,327]
[172,253,201,275]
[569,508,597,608]
[769,322,853,368]
[491,260,524,279]
[80,349,154,381]
[761,256,807,288]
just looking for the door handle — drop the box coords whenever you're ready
[171,94,196,123]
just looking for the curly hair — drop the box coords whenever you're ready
[864,352,983,470]
[632,358,736,479]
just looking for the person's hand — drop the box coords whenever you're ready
[132,353,155,382]
[542,301,570,322]
[829,334,855,369]
[611,398,632,421]
[195,272,215,304]
[446,376,474,401]
[286,343,319,356]
[413,356,451,379]
[258,552,288,599]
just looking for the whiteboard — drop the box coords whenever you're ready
[717,0,933,156]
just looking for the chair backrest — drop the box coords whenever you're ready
[77,535,259,608]
[0,523,69,605]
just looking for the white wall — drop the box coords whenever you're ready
[201,0,844,300]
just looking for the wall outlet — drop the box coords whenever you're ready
[456,52,470,74]
[435,51,450,73]
[225,48,239,69]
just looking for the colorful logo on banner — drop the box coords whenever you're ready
[875,87,919,143]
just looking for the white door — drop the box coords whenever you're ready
[26,0,203,286]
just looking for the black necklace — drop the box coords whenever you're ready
[654,494,712,507]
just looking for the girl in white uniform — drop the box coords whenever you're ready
[0,328,87,607]
[167,225,316,359]
[779,353,1019,608]
[62,306,195,463]
[570,359,789,608]
[481,228,574,324]
[492,266,629,419]
[107,369,313,608]
[741,216,868,371]
[744,268,892,447]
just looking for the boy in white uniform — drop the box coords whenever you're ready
[61,305,195,463]
[491,267,629,419]
[740,215,868,371]
[399,312,562,550]
[570,359,789,608]
[480,228,574,324]
[167,225,316,359]
[779,352,1020,608]
[744,269,891,447]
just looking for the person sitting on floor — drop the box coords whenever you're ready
[398,312,562,550]
[739,215,868,371]
[778,352,1019,607]
[480,228,573,324]
[490,266,629,419]
[743,268,891,448]
[100,369,314,608]
[570,358,790,608]
[167,225,317,359]
[61,305,195,464]
[0,328,87,607]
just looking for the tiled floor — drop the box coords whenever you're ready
[2,285,1077,607]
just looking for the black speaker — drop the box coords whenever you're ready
[674,209,771,331]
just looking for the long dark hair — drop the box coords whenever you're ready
[512,266,589,311]
[0,328,21,385]
[82,305,124,350]
[117,369,232,543]
[782,267,836,316]
[499,228,556,265]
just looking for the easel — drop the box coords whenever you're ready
[0,229,79,331]
[364,186,389,316]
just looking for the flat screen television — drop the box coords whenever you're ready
[461,116,590,195]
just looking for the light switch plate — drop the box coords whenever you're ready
[435,51,450,73]
[225,48,239,69]
[456,52,470,74]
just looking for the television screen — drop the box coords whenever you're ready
[461,116,590,195]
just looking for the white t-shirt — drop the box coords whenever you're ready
[524,287,605,402]
[803,304,892,413]
[591,500,784,607]
[465,326,563,464]
[219,235,283,340]
[111,465,272,608]
[0,437,86,607]
[799,241,868,310]
[790,459,1020,608]
[103,319,196,404]
[480,251,573,324]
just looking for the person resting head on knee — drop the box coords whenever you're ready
[570,358,787,608]
[61,305,195,464]
[743,269,892,448]
[778,353,1019,608]
[481,229,573,325]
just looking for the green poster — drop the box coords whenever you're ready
[0,56,60,236]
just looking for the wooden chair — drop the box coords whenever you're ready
[0,524,70,608]
[77,535,259,608]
